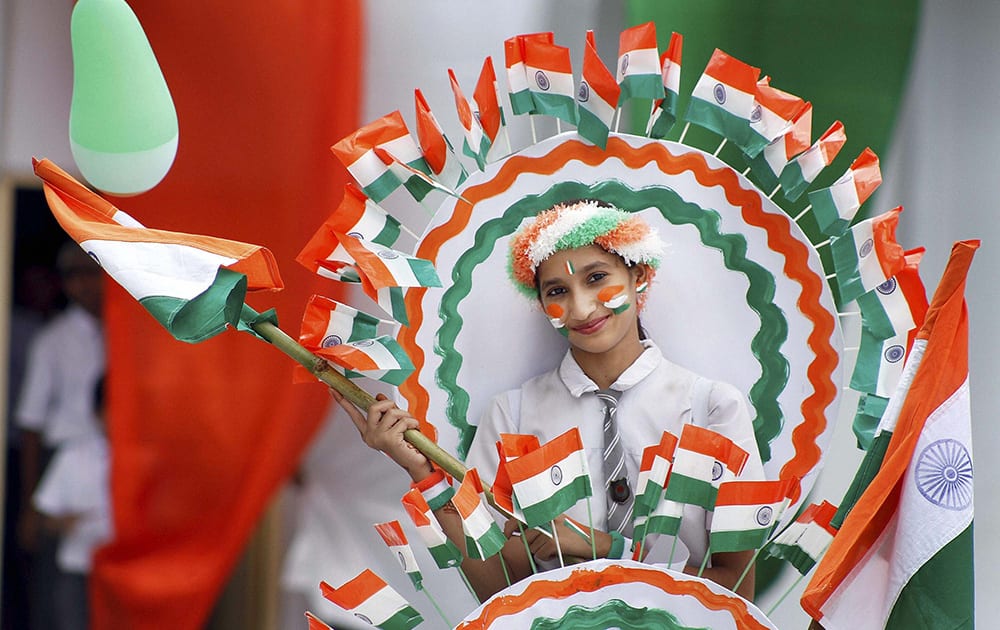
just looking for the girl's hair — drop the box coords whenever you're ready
[506,200,664,307]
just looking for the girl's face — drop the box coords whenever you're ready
[535,245,647,358]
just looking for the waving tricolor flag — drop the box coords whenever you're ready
[320,569,423,630]
[646,31,683,140]
[34,159,282,344]
[632,431,681,540]
[401,488,463,570]
[374,521,423,591]
[857,248,928,343]
[747,102,812,190]
[664,424,749,509]
[453,468,507,560]
[576,30,620,149]
[710,478,796,553]
[765,501,838,575]
[298,294,383,349]
[493,433,542,521]
[314,336,413,386]
[296,183,403,276]
[331,111,430,204]
[413,89,468,191]
[473,57,506,152]
[448,68,490,171]
[803,241,977,630]
[523,37,579,126]
[749,80,807,150]
[778,120,847,201]
[615,21,661,102]
[831,206,906,306]
[809,148,883,237]
[503,32,553,115]
[337,234,440,325]
[505,427,593,527]
[686,49,766,156]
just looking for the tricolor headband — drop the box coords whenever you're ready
[507,200,665,298]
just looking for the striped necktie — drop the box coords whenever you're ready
[597,389,633,537]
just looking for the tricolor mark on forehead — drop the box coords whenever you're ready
[565,260,575,275]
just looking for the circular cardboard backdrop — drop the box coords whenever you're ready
[397,133,843,508]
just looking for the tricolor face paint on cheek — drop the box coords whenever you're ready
[598,285,630,314]
[545,303,569,336]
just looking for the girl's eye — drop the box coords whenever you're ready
[588,272,608,283]
[545,286,566,298]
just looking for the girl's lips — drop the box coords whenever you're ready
[571,315,609,335]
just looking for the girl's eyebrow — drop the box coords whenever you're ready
[539,260,610,290]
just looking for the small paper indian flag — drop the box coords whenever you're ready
[765,500,838,575]
[665,424,749,509]
[808,147,882,237]
[504,33,554,115]
[523,38,578,126]
[857,248,928,342]
[331,111,429,204]
[633,431,678,518]
[320,569,423,630]
[505,427,593,527]
[337,235,440,292]
[316,336,414,386]
[646,31,683,140]
[850,328,911,398]
[448,68,491,171]
[298,294,384,350]
[685,49,765,156]
[493,433,542,521]
[830,206,906,306]
[34,159,282,345]
[373,520,423,591]
[615,21,661,102]
[296,183,403,274]
[750,79,806,147]
[576,30,620,150]
[746,102,812,190]
[453,468,507,560]
[414,88,468,190]
[778,120,847,202]
[473,56,505,146]
[401,488,463,569]
[710,479,796,553]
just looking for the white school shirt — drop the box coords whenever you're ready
[466,340,765,566]
[33,433,112,573]
[16,305,104,446]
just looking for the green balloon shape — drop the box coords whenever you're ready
[69,0,178,196]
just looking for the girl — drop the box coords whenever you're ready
[332,200,764,601]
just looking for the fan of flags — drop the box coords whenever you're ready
[32,18,977,629]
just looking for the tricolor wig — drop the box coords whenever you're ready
[507,200,664,307]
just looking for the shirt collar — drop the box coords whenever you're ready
[558,340,662,398]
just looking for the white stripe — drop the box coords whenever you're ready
[389,544,420,575]
[507,61,529,93]
[662,60,681,93]
[670,447,715,480]
[511,450,588,510]
[691,75,754,119]
[580,84,616,123]
[712,499,784,534]
[874,339,926,435]
[111,209,145,228]
[415,520,448,548]
[350,585,409,625]
[750,105,792,143]
[772,520,806,546]
[379,135,423,164]
[525,66,576,98]
[636,454,671,496]
[876,331,909,397]
[796,143,829,183]
[850,219,885,291]
[875,282,916,333]
[80,239,236,301]
[346,338,403,370]
[797,522,834,562]
[648,497,684,520]
[617,48,660,82]
[462,501,499,540]
[828,176,862,220]
[345,149,391,188]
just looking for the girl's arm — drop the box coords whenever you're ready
[685,549,755,601]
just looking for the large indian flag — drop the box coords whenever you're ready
[802,241,978,629]
[34,158,282,344]
[505,427,593,527]
[320,569,424,630]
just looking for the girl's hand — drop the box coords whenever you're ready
[330,389,431,481]
[504,515,614,561]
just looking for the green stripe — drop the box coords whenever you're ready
[831,428,892,529]
[509,89,535,115]
[831,229,865,306]
[401,175,434,202]
[619,73,663,102]
[647,106,677,140]
[376,605,424,630]
[745,149,781,191]
[808,187,850,236]
[767,541,818,575]
[530,598,699,630]
[346,311,381,343]
[710,526,769,553]
[857,289,897,340]
[664,474,716,509]
[406,258,442,288]
[886,524,974,630]
[777,159,811,202]
[379,336,415,370]
[465,526,506,560]
[462,137,487,171]
[363,170,403,203]
[519,477,592,527]
[139,267,247,344]
[530,92,579,125]
[634,483,666,516]
[380,286,408,326]
[849,327,885,394]
[852,393,889,451]
[424,486,455,512]
[637,513,681,537]
[576,106,611,149]
[438,179,789,462]
[428,541,463,569]
[685,97,768,157]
